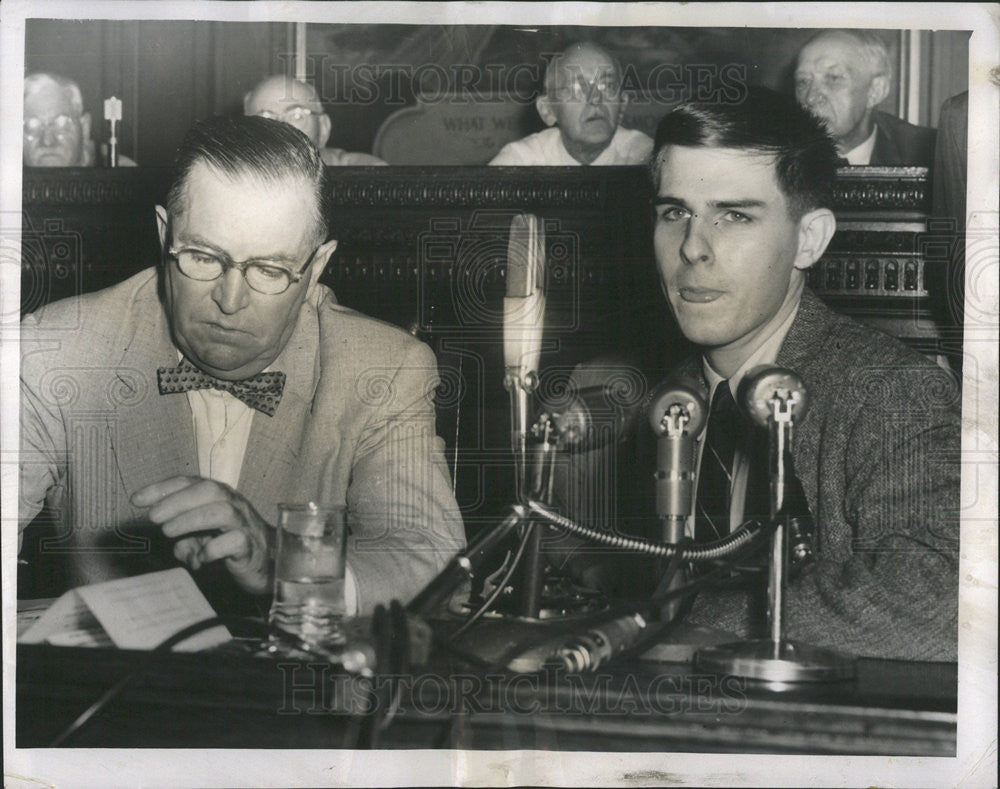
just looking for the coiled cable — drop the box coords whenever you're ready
[525,499,759,562]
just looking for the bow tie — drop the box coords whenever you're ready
[157,359,286,416]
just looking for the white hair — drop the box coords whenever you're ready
[803,30,893,81]
[24,72,86,115]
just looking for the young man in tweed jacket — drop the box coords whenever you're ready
[556,88,959,661]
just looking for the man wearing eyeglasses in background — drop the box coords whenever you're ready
[23,72,137,167]
[489,41,652,166]
[23,72,94,167]
[19,116,464,615]
[243,74,387,166]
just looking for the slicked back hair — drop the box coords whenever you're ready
[165,115,331,242]
[650,87,840,219]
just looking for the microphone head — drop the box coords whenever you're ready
[539,383,637,452]
[647,376,708,438]
[739,365,809,427]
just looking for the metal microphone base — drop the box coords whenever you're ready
[694,639,856,683]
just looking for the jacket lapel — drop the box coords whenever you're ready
[111,283,199,512]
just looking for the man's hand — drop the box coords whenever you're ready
[132,476,272,595]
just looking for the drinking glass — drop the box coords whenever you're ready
[268,503,348,647]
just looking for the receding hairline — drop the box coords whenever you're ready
[244,75,322,112]
[544,41,623,93]
[797,29,891,77]
[24,72,85,115]
[166,159,326,238]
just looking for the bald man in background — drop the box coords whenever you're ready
[490,41,652,166]
[244,75,386,166]
[794,30,935,166]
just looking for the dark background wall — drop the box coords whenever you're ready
[25,21,970,167]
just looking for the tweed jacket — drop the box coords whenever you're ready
[19,268,466,614]
[552,290,960,661]
[870,110,937,167]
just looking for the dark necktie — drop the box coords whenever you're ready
[694,382,741,543]
[157,358,286,416]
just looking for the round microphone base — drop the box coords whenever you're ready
[694,639,856,683]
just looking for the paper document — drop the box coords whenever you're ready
[19,568,232,652]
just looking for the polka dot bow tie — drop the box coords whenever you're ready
[157,359,286,417]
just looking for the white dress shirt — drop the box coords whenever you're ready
[186,386,359,614]
[843,126,878,165]
[693,300,801,535]
[489,126,653,166]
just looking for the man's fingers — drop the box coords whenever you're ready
[131,475,202,508]
[173,535,210,570]
[144,479,231,524]
[199,529,252,565]
[159,500,238,539]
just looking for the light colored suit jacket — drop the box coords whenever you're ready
[20,268,466,614]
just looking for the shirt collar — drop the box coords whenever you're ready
[702,295,803,402]
[843,126,878,165]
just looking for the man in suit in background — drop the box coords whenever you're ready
[489,41,652,166]
[794,30,936,166]
[555,88,959,661]
[19,116,464,614]
[244,74,387,166]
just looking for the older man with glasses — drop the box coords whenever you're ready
[243,74,386,166]
[19,116,464,615]
[23,72,94,167]
[489,41,652,166]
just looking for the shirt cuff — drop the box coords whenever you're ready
[344,564,359,616]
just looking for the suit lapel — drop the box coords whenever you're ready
[111,282,198,509]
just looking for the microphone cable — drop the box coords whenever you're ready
[526,499,761,562]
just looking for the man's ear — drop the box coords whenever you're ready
[307,238,339,291]
[866,74,890,109]
[536,95,558,127]
[316,113,332,149]
[155,205,169,251]
[793,208,836,270]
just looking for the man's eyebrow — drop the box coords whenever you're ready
[174,235,299,264]
[650,197,768,210]
[651,195,689,207]
[710,199,768,210]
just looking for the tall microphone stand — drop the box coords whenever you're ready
[694,367,856,683]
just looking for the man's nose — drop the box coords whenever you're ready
[803,82,825,106]
[586,84,604,105]
[212,267,251,314]
[679,215,713,265]
[40,125,58,146]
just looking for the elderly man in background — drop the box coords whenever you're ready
[20,116,463,614]
[794,30,936,166]
[489,41,652,166]
[244,74,386,166]
[23,72,94,167]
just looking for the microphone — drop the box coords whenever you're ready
[738,366,810,518]
[647,377,707,620]
[503,214,546,498]
[538,383,642,453]
[738,365,811,642]
[647,377,708,525]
